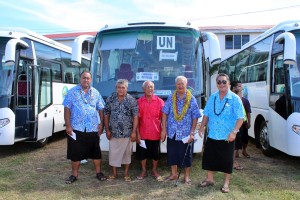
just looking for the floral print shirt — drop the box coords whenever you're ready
[62,85,105,132]
[104,92,138,138]
[162,92,201,140]
[203,90,244,140]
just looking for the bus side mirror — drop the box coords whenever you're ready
[202,32,221,66]
[71,35,95,66]
[4,39,29,66]
[275,32,296,65]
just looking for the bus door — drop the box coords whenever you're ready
[35,65,53,142]
[269,54,289,149]
[270,54,288,119]
[15,59,33,140]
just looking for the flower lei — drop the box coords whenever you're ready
[80,89,93,104]
[172,90,192,121]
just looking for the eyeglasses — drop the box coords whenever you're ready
[217,80,227,85]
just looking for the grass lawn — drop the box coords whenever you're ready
[1,133,300,200]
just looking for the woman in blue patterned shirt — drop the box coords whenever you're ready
[162,76,201,186]
[198,73,244,193]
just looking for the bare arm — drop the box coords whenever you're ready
[227,118,244,142]
[188,118,198,143]
[130,115,138,142]
[98,109,104,135]
[246,113,251,129]
[198,115,208,138]
[64,107,72,135]
[161,113,167,142]
[104,114,112,140]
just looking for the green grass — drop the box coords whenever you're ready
[1,134,300,200]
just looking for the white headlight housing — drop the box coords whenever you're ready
[292,125,300,135]
[0,118,10,128]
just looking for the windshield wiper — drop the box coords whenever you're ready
[127,91,144,94]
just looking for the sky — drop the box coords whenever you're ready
[1,0,300,34]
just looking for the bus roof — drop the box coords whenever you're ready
[0,27,72,53]
[243,20,300,50]
[221,20,300,61]
[99,20,198,32]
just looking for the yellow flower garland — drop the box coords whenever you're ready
[172,90,192,121]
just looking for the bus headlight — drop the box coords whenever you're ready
[0,118,10,128]
[292,125,300,135]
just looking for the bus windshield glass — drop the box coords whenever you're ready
[290,31,300,98]
[91,27,199,98]
[0,38,14,107]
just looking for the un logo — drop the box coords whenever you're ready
[62,86,68,99]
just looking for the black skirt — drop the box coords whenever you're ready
[167,136,194,168]
[67,130,102,161]
[202,137,234,174]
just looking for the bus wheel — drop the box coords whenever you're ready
[35,137,49,148]
[259,122,275,156]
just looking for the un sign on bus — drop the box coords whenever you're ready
[157,36,175,50]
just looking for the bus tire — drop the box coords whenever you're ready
[35,137,49,148]
[259,121,275,156]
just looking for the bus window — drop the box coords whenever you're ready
[236,49,250,82]
[51,62,62,82]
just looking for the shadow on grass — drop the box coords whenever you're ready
[0,131,66,159]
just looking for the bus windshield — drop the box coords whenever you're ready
[0,38,14,108]
[91,28,199,98]
[290,31,300,98]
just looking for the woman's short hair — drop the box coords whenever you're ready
[175,76,187,84]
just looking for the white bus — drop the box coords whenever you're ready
[71,20,221,153]
[0,28,90,147]
[218,20,300,156]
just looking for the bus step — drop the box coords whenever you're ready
[14,137,30,143]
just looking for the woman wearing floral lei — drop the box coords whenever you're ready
[162,76,201,186]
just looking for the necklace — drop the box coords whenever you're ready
[172,90,192,121]
[214,96,228,116]
[80,89,93,104]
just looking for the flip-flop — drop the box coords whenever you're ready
[137,172,147,180]
[164,175,177,181]
[221,186,230,193]
[65,175,77,184]
[243,152,250,158]
[152,174,163,181]
[234,165,244,170]
[124,176,132,182]
[184,179,192,186]
[198,180,215,187]
[96,172,107,181]
[107,175,117,181]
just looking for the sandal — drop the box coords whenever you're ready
[184,179,192,186]
[65,175,77,184]
[137,171,147,180]
[198,180,215,187]
[96,172,107,181]
[164,175,177,181]
[234,165,243,170]
[124,176,131,182]
[107,175,117,181]
[243,152,250,158]
[221,186,230,193]
[152,174,163,182]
